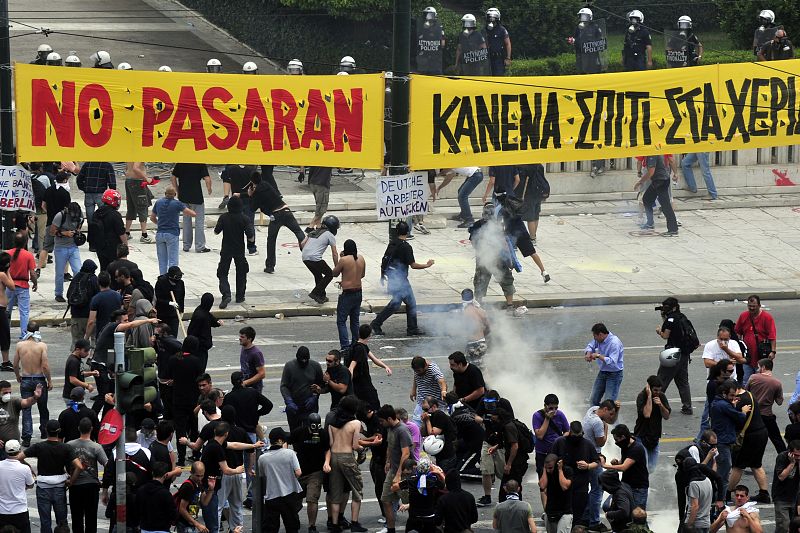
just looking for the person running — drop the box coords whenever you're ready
[301,216,340,304]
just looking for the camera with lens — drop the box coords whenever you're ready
[654,305,664,311]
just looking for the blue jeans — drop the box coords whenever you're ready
[183,203,206,251]
[681,152,717,198]
[155,232,180,275]
[5,287,30,339]
[696,400,711,442]
[716,443,733,499]
[632,486,648,510]
[201,489,219,533]
[590,370,623,406]
[84,192,104,222]
[457,170,484,220]
[36,485,68,533]
[337,289,362,348]
[373,278,418,332]
[636,438,660,473]
[742,364,757,386]
[54,245,81,297]
[583,466,602,526]
[21,376,49,440]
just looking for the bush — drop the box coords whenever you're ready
[714,0,800,50]
[594,0,721,32]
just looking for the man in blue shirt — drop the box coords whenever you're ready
[584,323,625,406]
[150,186,195,275]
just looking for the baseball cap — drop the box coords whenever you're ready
[268,427,288,443]
[141,418,155,430]
[46,419,61,435]
[4,439,21,454]
[70,386,85,400]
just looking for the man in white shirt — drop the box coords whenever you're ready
[0,439,35,533]
[702,326,745,382]
[437,167,484,227]
[258,427,303,533]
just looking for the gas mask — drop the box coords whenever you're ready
[628,18,640,33]
[579,14,591,23]
[482,397,498,413]
[486,17,498,31]
[424,12,435,28]
[1,393,11,403]
[308,414,322,444]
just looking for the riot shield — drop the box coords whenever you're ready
[664,29,698,68]
[415,18,444,75]
[575,19,608,74]
[753,25,780,55]
[458,30,490,76]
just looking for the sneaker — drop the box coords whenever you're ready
[661,231,679,237]
[235,297,246,304]
[350,522,367,533]
[639,224,654,230]
[456,219,474,229]
[407,328,426,337]
[405,234,415,240]
[338,516,351,529]
[413,223,430,235]
[676,219,683,227]
[681,406,693,415]
[376,528,388,533]
[243,497,253,509]
[531,237,537,246]
[63,273,73,281]
[183,248,191,253]
[476,495,492,507]
[218,196,229,209]
[377,518,387,524]
[750,490,771,504]
[447,214,464,221]
[369,321,385,336]
[140,234,154,244]
[264,267,274,274]
[47,255,53,264]
[197,247,211,253]
[219,296,231,309]
[596,167,605,176]
[309,292,326,304]
[248,247,258,256]
[55,295,66,303]
[541,271,551,283]
[297,171,305,182]
[0,361,13,372]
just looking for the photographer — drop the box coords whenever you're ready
[758,29,794,61]
[655,297,697,415]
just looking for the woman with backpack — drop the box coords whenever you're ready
[66,259,99,348]
[51,202,85,303]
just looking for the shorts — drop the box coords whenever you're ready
[732,428,768,469]
[299,471,323,503]
[43,231,55,253]
[480,441,505,477]
[467,339,488,365]
[310,184,330,219]
[381,467,400,504]
[427,170,436,184]
[535,452,547,477]
[125,179,151,222]
[329,452,363,502]
[521,199,542,222]
[515,232,535,258]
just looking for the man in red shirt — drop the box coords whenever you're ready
[4,232,38,357]
[735,294,777,385]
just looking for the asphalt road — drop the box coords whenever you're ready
[15,298,800,531]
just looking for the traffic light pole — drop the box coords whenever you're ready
[0,0,15,248]
[389,0,410,175]
[113,332,127,532]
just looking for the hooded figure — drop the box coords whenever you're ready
[154,266,185,335]
[187,292,222,372]
[600,470,634,531]
[128,299,155,348]
[130,268,155,306]
[214,194,255,309]
[67,259,100,333]
[279,345,324,431]
[435,468,478,532]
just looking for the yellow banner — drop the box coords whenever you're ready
[14,64,385,168]
[408,60,800,169]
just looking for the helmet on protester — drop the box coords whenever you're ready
[628,9,644,24]
[45,52,63,66]
[287,59,304,75]
[462,13,477,31]
[340,56,356,73]
[64,54,81,67]
[485,7,501,30]
[678,15,692,30]
[117,62,132,71]
[206,58,221,73]
[242,61,258,74]
[578,7,593,22]
[758,9,775,25]
[322,215,340,235]
[90,50,113,69]
[157,65,172,72]
[422,435,444,456]
[34,44,53,64]
[659,347,681,368]
[102,189,122,209]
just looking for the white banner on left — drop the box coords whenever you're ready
[376,172,430,221]
[0,166,34,212]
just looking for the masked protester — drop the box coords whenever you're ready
[280,347,324,431]
[675,433,724,531]
[187,293,223,373]
[600,470,633,531]
[599,424,649,510]
[551,421,599,528]
[154,266,185,337]
[290,413,329,533]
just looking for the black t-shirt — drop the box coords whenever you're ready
[175,478,204,526]
[326,364,353,408]
[706,379,720,403]
[661,312,684,350]
[173,163,210,205]
[477,397,514,444]
[365,414,388,463]
[646,156,670,182]
[634,390,671,449]
[167,354,204,406]
[550,436,598,488]
[501,421,527,466]
[621,440,649,489]
[63,354,83,398]
[308,167,333,188]
[398,474,442,517]
[290,426,329,474]
[149,441,172,486]
[389,240,415,277]
[25,440,74,475]
[221,164,257,194]
[199,419,222,444]
[545,465,574,516]
[94,205,125,255]
[429,410,457,460]
[489,166,518,196]
[92,322,119,365]
[772,451,800,502]
[89,289,123,340]
[348,342,379,406]
[453,364,485,409]
[201,439,226,490]
[737,391,766,433]
[225,424,252,469]
[215,211,252,256]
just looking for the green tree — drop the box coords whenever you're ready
[715,0,799,50]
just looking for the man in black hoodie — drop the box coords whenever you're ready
[167,335,204,465]
[214,195,255,308]
[154,266,185,336]
[153,323,182,421]
[435,469,478,533]
[599,470,633,532]
[187,293,223,372]
[136,461,177,532]
[223,371,273,440]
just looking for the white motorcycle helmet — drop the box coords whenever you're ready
[157,65,172,72]
[336,71,349,76]
[206,58,222,73]
[462,13,477,32]
[117,62,132,71]
[423,6,437,21]
[659,347,681,368]
[339,56,356,73]
[45,52,63,66]
[578,7,593,22]
[90,50,113,69]
[287,59,304,75]
[628,9,644,24]
[64,54,81,67]
[486,7,501,30]
[242,61,258,74]
[758,9,775,25]
[422,435,444,456]
[678,15,692,30]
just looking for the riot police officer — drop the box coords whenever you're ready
[483,7,511,76]
[753,9,778,57]
[758,28,794,61]
[206,58,222,73]
[64,54,81,68]
[45,52,63,66]
[415,7,445,75]
[622,9,652,71]
[666,15,702,67]
[572,7,607,74]
[31,44,53,65]
[242,61,258,74]
[339,56,356,74]
[90,50,114,69]
[288,59,304,75]
[455,14,489,76]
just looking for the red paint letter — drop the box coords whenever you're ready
[271,89,300,151]
[202,87,238,151]
[237,88,271,151]
[31,79,75,147]
[333,88,363,152]
[163,86,207,151]
[300,89,333,151]
[141,87,174,147]
[77,84,113,148]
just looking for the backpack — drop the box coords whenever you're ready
[678,313,700,354]
[31,173,49,211]
[512,419,535,454]
[172,479,197,525]
[87,209,105,249]
[67,272,94,307]
[380,241,399,283]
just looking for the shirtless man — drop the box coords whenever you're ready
[461,288,490,366]
[124,162,154,243]
[324,396,368,533]
[13,322,51,445]
[711,485,763,533]
[0,252,15,370]
[332,239,366,349]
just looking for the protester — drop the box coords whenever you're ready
[633,375,671,472]
[0,439,35,533]
[150,185,196,274]
[214,195,255,308]
[4,232,38,341]
[187,293,223,372]
[493,479,537,533]
[258,427,304,533]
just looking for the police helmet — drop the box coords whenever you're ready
[206,58,222,73]
[678,15,692,30]
[628,9,644,24]
[462,13,477,30]
[578,7,593,22]
[340,56,356,73]
[90,50,113,69]
[242,61,258,74]
[37,44,53,54]
[64,54,81,67]
[287,59,304,75]
[46,52,63,66]
[423,6,437,20]
[759,9,775,24]
[117,62,132,71]
[157,65,172,72]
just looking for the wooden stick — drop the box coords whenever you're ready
[170,290,187,338]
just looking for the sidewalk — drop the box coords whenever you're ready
[21,192,800,325]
